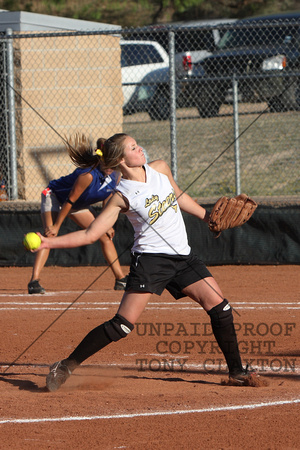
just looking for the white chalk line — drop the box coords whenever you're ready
[1,301,299,304]
[1,292,299,304]
[141,357,300,373]
[1,307,299,311]
[99,359,300,374]
[0,290,115,297]
[1,398,299,425]
[1,360,299,373]
[97,361,300,375]
[0,300,299,311]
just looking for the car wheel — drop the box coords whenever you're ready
[148,89,170,121]
[196,99,221,118]
[267,96,286,112]
[123,107,133,116]
[268,77,299,112]
[284,77,300,110]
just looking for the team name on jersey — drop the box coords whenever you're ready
[145,190,177,225]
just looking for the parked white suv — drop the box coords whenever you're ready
[121,40,169,115]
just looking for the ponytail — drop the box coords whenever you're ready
[64,132,129,171]
[64,133,100,170]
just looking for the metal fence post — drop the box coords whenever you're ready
[6,28,18,200]
[232,74,241,195]
[168,30,177,182]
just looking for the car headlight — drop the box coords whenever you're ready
[262,55,286,71]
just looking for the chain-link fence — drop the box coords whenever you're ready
[0,15,299,203]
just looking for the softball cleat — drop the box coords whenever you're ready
[46,360,72,392]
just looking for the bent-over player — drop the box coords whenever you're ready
[28,134,127,294]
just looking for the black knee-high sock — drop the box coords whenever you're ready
[65,323,112,366]
[208,299,243,374]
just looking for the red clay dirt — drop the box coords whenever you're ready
[0,265,299,449]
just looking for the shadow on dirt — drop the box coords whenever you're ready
[0,374,47,392]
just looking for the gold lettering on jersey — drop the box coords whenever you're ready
[145,195,159,207]
[146,191,177,225]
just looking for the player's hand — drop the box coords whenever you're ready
[45,225,59,237]
[106,227,115,240]
[31,232,49,252]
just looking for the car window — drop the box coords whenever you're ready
[174,29,218,52]
[143,29,217,53]
[125,26,227,54]
[121,44,164,67]
[217,23,299,50]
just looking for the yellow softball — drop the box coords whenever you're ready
[23,232,41,251]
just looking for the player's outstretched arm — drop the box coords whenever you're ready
[36,193,125,251]
[150,159,210,222]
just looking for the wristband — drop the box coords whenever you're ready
[66,197,74,206]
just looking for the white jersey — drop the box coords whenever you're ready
[116,164,190,255]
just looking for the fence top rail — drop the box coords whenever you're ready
[123,16,300,32]
[0,15,299,40]
[0,29,123,40]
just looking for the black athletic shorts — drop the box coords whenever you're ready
[125,252,212,299]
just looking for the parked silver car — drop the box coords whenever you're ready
[121,40,169,115]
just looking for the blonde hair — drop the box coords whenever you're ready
[64,132,129,172]
[64,133,100,170]
[96,133,128,170]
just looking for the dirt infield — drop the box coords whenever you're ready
[0,265,299,449]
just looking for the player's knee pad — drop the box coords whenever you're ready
[207,299,233,328]
[103,313,134,342]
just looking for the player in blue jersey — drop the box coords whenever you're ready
[28,134,127,294]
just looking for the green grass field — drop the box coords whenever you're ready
[124,105,300,198]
